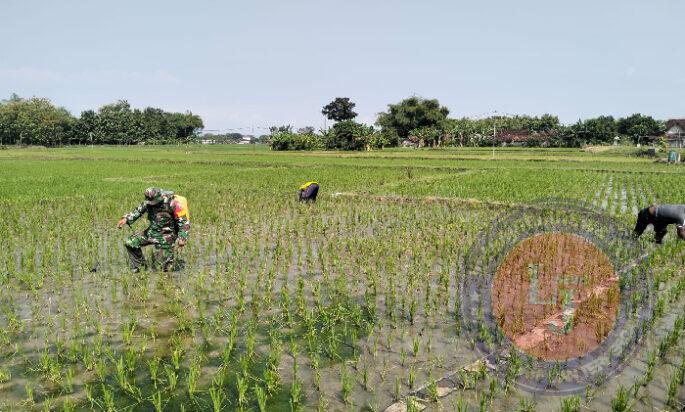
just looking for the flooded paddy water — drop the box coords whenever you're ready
[1,146,684,411]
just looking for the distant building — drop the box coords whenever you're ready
[665,119,685,148]
[497,129,554,147]
[238,135,254,144]
[496,129,530,146]
[400,138,419,148]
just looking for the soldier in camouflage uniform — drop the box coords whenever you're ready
[117,188,190,272]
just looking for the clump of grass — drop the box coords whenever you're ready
[426,371,439,402]
[340,366,353,405]
[209,384,224,412]
[254,385,268,412]
[560,395,581,412]
[517,396,535,412]
[408,365,416,390]
[0,368,10,383]
[610,385,629,412]
[666,370,680,409]
[407,396,421,412]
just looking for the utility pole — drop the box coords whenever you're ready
[492,110,498,159]
[493,122,496,159]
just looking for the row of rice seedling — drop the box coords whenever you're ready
[1,145,684,410]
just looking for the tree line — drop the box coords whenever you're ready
[0,93,667,149]
[0,94,203,146]
[271,96,666,150]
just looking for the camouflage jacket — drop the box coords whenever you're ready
[123,191,190,239]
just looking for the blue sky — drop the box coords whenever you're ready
[1,0,683,133]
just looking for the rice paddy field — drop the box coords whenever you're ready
[1,145,685,411]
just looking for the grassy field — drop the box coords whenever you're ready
[1,145,685,411]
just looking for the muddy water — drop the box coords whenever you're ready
[0,200,498,411]
[426,258,685,412]
[2,192,683,411]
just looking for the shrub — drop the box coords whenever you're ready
[408,126,443,147]
[269,132,323,151]
[323,120,374,151]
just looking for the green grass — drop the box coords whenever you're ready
[1,145,684,411]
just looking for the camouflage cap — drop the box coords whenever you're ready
[144,187,163,205]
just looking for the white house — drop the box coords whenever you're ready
[665,119,685,147]
[238,135,254,144]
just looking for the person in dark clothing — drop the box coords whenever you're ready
[634,204,685,244]
[298,181,319,203]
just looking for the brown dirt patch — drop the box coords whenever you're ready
[491,233,619,361]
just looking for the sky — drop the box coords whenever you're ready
[1,0,684,134]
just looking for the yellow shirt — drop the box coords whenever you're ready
[299,181,318,190]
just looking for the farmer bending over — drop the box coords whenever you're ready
[634,204,685,244]
[117,187,190,271]
[299,181,319,203]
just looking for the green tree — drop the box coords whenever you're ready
[528,114,560,133]
[376,97,449,139]
[166,111,203,144]
[557,123,585,148]
[269,125,293,134]
[72,109,98,144]
[97,100,137,144]
[378,128,400,148]
[409,126,443,147]
[255,134,270,144]
[444,118,479,147]
[324,120,373,150]
[0,95,74,146]
[74,102,203,145]
[617,114,663,144]
[141,107,167,142]
[270,131,323,151]
[321,98,357,122]
[581,116,617,144]
[0,94,203,146]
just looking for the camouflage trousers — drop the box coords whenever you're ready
[124,228,177,272]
